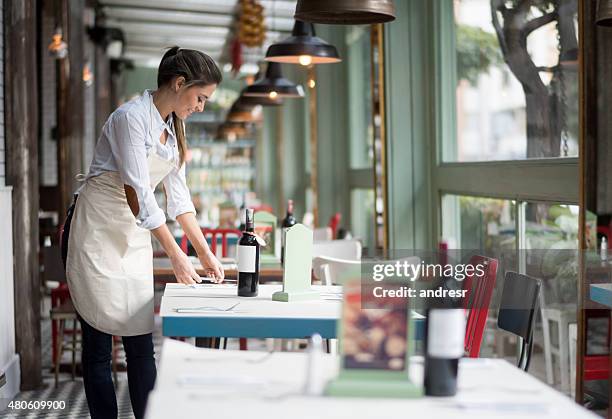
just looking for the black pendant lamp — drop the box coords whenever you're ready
[243,62,304,99]
[238,89,283,107]
[294,0,396,25]
[265,20,341,65]
[597,0,612,26]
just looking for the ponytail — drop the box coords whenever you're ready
[157,46,222,166]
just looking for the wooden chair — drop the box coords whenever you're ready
[497,271,542,371]
[50,299,79,386]
[463,255,498,358]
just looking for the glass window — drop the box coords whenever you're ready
[441,195,516,254]
[351,189,376,252]
[450,0,579,162]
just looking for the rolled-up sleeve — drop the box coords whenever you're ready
[163,162,196,220]
[107,111,166,230]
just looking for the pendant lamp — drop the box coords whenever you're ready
[294,0,396,25]
[243,62,304,99]
[265,20,340,65]
[597,0,612,26]
[238,89,283,107]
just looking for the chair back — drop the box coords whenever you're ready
[313,255,420,286]
[313,227,333,242]
[180,228,242,258]
[463,255,498,358]
[327,213,342,239]
[313,239,362,261]
[497,271,541,370]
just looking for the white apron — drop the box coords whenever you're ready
[66,151,175,336]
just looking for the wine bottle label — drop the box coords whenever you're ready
[237,245,257,273]
[427,309,465,358]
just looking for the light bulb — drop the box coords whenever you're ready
[308,79,316,89]
[269,91,278,99]
[298,55,312,66]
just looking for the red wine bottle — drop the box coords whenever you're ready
[237,208,259,297]
[424,308,464,396]
[280,199,297,265]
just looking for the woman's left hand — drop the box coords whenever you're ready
[198,250,225,283]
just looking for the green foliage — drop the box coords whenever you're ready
[456,24,503,85]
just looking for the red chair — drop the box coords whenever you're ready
[327,213,341,239]
[180,228,241,258]
[463,255,498,358]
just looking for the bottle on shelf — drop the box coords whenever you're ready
[280,199,297,265]
[237,208,259,297]
[423,279,465,396]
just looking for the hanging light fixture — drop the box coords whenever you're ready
[294,0,396,25]
[243,62,304,99]
[265,20,341,65]
[82,61,94,87]
[48,27,68,59]
[597,0,612,26]
[238,91,283,107]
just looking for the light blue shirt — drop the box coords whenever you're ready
[85,90,196,230]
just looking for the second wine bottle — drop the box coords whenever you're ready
[237,208,260,297]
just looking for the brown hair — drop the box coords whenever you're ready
[157,46,222,166]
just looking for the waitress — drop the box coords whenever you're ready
[65,47,224,419]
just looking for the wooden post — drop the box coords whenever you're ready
[4,0,42,390]
[57,0,85,219]
[276,106,284,216]
[94,45,111,136]
[308,65,319,227]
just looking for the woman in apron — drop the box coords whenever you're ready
[64,47,224,419]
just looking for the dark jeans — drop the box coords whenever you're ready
[79,316,157,419]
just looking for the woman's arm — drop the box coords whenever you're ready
[125,184,201,285]
[176,212,225,282]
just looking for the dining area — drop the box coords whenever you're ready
[2,0,612,418]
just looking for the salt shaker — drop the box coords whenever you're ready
[303,333,325,396]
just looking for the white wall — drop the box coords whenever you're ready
[0,187,18,408]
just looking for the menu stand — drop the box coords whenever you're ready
[272,224,320,302]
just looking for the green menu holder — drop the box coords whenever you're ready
[325,280,422,398]
[254,211,280,263]
[272,224,320,302]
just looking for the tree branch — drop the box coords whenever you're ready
[490,0,509,58]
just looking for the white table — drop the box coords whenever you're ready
[145,339,597,419]
[160,283,343,338]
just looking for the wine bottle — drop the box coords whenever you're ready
[424,306,465,396]
[237,208,259,297]
[280,199,297,265]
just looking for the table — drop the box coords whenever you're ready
[145,339,598,419]
[160,284,425,339]
[589,283,612,308]
[153,256,283,282]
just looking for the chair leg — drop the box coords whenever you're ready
[55,320,65,387]
[71,319,77,380]
[541,316,554,385]
[559,317,570,393]
[239,338,248,350]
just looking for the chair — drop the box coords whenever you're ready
[313,239,362,260]
[313,227,333,242]
[463,255,498,358]
[539,285,576,393]
[50,299,79,386]
[180,228,242,258]
[327,213,342,239]
[497,271,542,371]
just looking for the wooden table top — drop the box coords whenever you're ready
[153,256,283,281]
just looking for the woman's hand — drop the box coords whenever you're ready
[170,251,202,285]
[198,250,225,283]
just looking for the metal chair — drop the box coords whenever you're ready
[497,271,542,371]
